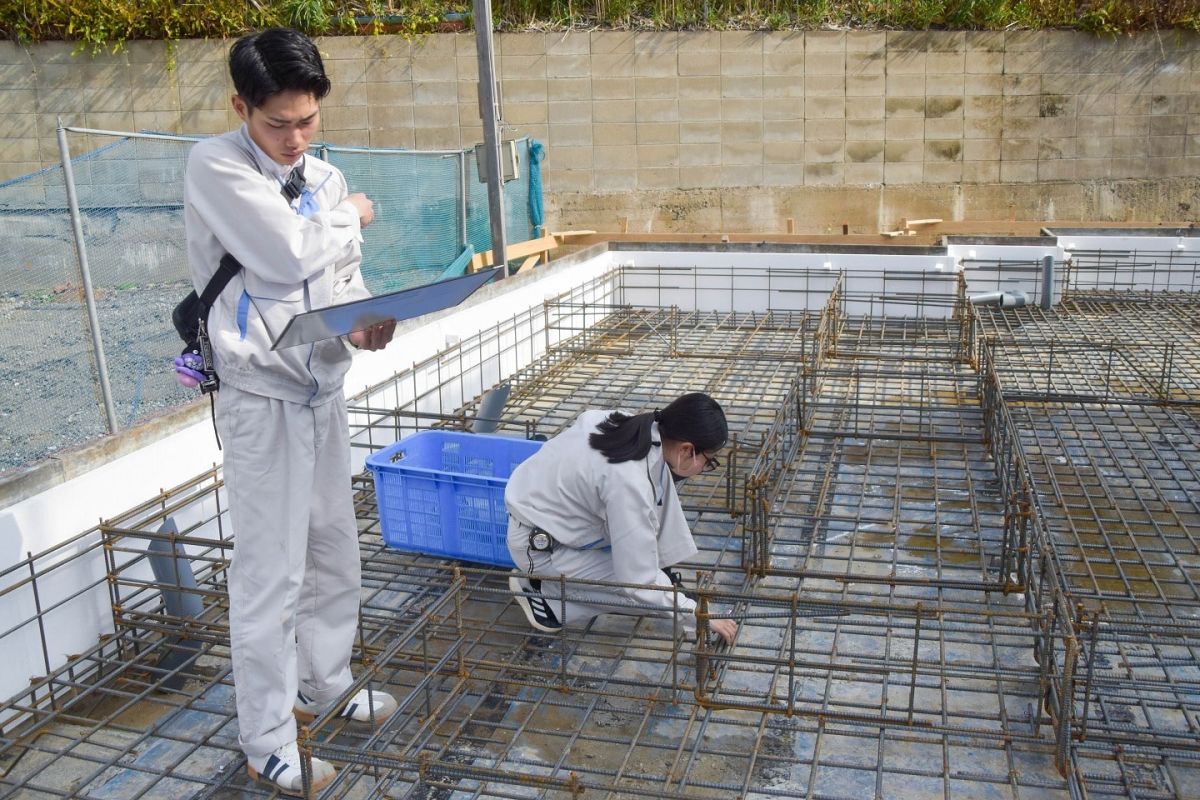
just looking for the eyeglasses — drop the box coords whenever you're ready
[700,452,721,472]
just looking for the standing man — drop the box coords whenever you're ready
[183,27,397,794]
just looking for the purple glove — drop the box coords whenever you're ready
[173,354,206,389]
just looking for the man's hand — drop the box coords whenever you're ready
[346,192,374,228]
[708,618,738,646]
[349,319,396,351]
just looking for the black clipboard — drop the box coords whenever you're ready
[271,268,501,350]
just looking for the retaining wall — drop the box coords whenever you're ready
[2,30,1197,231]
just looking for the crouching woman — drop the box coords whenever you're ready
[504,392,737,645]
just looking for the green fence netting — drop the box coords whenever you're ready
[0,131,541,473]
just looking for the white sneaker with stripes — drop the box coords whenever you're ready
[509,572,562,633]
[294,687,398,726]
[246,740,335,796]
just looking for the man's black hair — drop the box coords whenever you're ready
[229,27,331,109]
[588,392,727,464]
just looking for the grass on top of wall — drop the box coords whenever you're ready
[1,0,1197,52]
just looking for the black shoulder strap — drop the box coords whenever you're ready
[195,156,305,311]
[198,253,243,312]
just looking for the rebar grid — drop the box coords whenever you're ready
[344,296,1074,795]
[6,261,1200,800]
[1005,402,1200,755]
[973,297,1200,405]
[1006,402,1200,619]
[346,269,625,453]
[1063,249,1200,297]
[1,499,1073,799]
[1070,744,1200,800]
[303,568,1075,800]
[973,294,1200,765]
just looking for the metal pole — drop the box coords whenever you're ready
[57,122,119,434]
[473,0,508,277]
[458,151,469,251]
[1041,254,1054,310]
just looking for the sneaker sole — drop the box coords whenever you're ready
[293,705,392,728]
[508,574,562,633]
[247,763,335,797]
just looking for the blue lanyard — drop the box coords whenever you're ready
[281,170,332,219]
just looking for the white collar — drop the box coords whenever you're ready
[237,125,303,183]
[648,421,672,506]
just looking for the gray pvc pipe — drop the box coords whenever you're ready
[970,290,1029,308]
[1041,255,1054,310]
[472,383,512,434]
[147,518,202,690]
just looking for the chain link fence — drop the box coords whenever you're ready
[0,128,540,475]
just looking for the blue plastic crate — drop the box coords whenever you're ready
[366,430,543,567]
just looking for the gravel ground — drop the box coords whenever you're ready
[0,282,197,474]
[0,265,454,476]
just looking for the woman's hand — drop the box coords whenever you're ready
[708,618,737,645]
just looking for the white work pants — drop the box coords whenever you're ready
[217,384,361,760]
[506,517,693,631]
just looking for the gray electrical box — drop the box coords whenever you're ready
[474,140,521,183]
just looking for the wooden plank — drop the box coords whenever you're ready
[561,232,933,247]
[469,234,559,272]
[551,230,597,242]
[516,254,541,274]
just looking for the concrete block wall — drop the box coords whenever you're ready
[2,30,1198,230]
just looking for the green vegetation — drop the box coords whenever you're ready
[0,0,452,50]
[1,0,1197,51]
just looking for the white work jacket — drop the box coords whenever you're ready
[505,410,699,615]
[183,127,371,406]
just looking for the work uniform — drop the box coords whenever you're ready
[504,410,699,632]
[183,127,371,762]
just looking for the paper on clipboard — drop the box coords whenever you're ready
[271,267,501,350]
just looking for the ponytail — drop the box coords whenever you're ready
[588,392,728,464]
[588,411,656,463]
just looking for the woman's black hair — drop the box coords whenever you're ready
[588,392,727,464]
[229,27,331,110]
